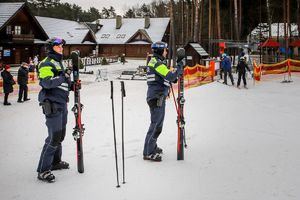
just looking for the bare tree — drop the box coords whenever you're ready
[234,0,239,40]
[186,0,192,43]
[208,0,212,53]
[229,0,233,39]
[239,0,242,38]
[193,0,200,42]
[266,0,272,38]
[298,0,300,37]
[169,0,176,66]
[287,0,291,40]
[199,0,204,43]
[216,0,221,39]
[283,0,288,58]
[181,0,185,45]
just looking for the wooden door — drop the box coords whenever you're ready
[15,49,21,64]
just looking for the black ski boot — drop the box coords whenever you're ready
[37,170,55,183]
[143,152,162,162]
[155,146,163,154]
[51,161,69,170]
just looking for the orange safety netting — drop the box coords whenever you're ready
[253,59,300,81]
[182,62,214,89]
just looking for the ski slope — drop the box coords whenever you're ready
[0,60,300,200]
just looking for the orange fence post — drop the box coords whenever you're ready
[209,61,215,81]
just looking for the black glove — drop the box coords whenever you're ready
[64,68,72,78]
[177,59,186,69]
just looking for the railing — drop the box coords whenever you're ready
[12,34,34,42]
[63,55,119,67]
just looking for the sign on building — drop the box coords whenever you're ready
[3,49,11,57]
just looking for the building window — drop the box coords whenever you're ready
[101,34,110,39]
[14,26,21,35]
[6,25,12,34]
[116,34,126,39]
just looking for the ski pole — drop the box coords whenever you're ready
[110,81,120,188]
[120,81,126,184]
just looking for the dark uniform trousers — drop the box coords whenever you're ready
[143,98,166,156]
[37,102,68,173]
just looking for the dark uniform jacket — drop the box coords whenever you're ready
[146,53,182,101]
[38,51,70,104]
[1,70,15,94]
[17,66,29,85]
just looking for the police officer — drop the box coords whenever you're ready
[36,37,71,182]
[143,41,185,162]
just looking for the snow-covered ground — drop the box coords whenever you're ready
[1,59,300,200]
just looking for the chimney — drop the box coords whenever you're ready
[144,15,150,29]
[116,15,122,29]
[96,19,101,31]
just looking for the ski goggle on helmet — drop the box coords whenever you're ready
[151,42,168,50]
[47,37,66,47]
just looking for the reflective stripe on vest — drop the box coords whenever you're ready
[147,57,170,78]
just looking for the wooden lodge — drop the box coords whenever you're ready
[0,2,170,65]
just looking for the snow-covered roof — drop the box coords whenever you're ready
[0,2,24,30]
[250,23,299,38]
[94,18,169,44]
[189,43,209,57]
[36,16,96,45]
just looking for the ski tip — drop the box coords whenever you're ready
[70,51,79,67]
[116,185,121,188]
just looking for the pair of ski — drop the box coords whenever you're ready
[110,81,126,188]
[216,80,248,89]
[70,51,84,174]
[174,48,187,161]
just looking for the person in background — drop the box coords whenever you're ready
[120,53,125,65]
[221,53,234,86]
[17,62,30,102]
[28,57,35,72]
[0,62,3,71]
[236,56,251,89]
[36,37,71,183]
[34,55,39,72]
[238,49,245,62]
[1,65,15,106]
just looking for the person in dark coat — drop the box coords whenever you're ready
[236,56,251,89]
[221,53,234,85]
[17,62,30,102]
[1,65,15,105]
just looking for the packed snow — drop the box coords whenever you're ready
[0,59,300,200]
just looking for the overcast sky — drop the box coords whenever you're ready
[60,0,155,15]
